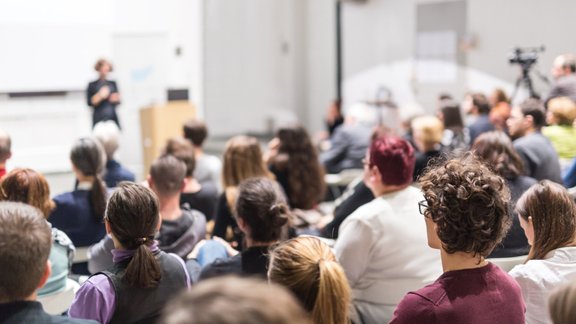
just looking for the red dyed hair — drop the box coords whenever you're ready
[368,136,415,186]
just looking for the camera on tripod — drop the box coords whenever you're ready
[508,46,545,68]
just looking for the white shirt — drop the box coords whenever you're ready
[334,186,442,307]
[509,247,576,324]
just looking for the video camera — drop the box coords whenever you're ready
[508,46,545,68]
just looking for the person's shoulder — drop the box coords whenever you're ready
[50,315,99,324]
[199,255,241,280]
[391,289,438,323]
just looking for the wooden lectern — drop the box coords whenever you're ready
[140,100,196,174]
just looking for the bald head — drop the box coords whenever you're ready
[0,129,11,163]
[553,54,576,79]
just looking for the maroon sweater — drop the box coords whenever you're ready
[390,262,525,324]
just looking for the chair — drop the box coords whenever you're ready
[488,255,527,272]
[73,246,90,264]
[37,278,80,315]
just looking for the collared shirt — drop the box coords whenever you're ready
[68,242,190,324]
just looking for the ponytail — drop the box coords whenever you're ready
[313,260,350,324]
[91,175,107,222]
[124,239,161,288]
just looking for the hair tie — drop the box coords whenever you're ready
[136,237,148,245]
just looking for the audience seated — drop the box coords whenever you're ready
[0,129,11,179]
[465,93,495,144]
[269,236,351,324]
[438,99,469,154]
[548,280,576,324]
[0,201,95,324]
[69,183,190,323]
[509,181,576,324]
[507,98,563,184]
[163,137,218,221]
[0,169,75,297]
[160,277,311,324]
[183,119,222,191]
[489,88,512,131]
[49,137,108,274]
[545,53,576,108]
[411,115,444,181]
[212,136,274,249]
[472,131,537,258]
[334,136,441,323]
[200,177,289,280]
[543,97,576,162]
[563,159,576,188]
[391,154,525,323]
[320,103,377,173]
[266,126,325,210]
[92,121,135,187]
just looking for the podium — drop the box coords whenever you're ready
[140,100,196,174]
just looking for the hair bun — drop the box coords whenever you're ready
[269,203,289,227]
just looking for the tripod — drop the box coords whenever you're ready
[511,63,550,102]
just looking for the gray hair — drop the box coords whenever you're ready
[93,121,120,160]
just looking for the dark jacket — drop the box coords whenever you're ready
[0,301,97,324]
[198,246,270,281]
[158,208,207,259]
[104,160,135,188]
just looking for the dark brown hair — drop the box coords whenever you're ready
[0,129,11,162]
[160,277,311,324]
[0,168,55,218]
[472,131,524,179]
[235,177,289,243]
[150,155,186,196]
[0,202,51,302]
[549,281,576,324]
[492,88,510,104]
[163,137,195,177]
[515,181,576,261]
[71,137,107,222]
[440,100,464,131]
[272,127,325,210]
[472,93,492,115]
[519,98,546,129]
[182,119,208,147]
[105,183,161,288]
[420,154,511,256]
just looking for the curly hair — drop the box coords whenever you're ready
[419,154,511,256]
[272,127,325,210]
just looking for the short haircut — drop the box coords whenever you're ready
[93,121,120,159]
[558,54,576,73]
[182,119,208,147]
[472,93,491,114]
[419,154,511,257]
[0,129,11,163]
[438,93,453,101]
[150,155,186,196]
[0,202,51,302]
[162,137,195,177]
[159,277,311,324]
[368,136,415,186]
[0,168,55,218]
[94,58,113,72]
[548,97,576,126]
[519,98,546,129]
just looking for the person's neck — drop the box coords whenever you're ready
[183,177,202,193]
[244,237,275,249]
[194,147,204,158]
[371,183,409,197]
[159,195,182,221]
[524,127,537,136]
[77,173,95,184]
[440,249,488,272]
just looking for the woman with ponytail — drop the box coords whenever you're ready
[269,236,351,324]
[49,137,108,274]
[199,177,289,279]
[69,182,190,324]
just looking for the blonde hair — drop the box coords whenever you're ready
[548,97,576,126]
[411,115,444,150]
[269,237,351,324]
[549,281,576,324]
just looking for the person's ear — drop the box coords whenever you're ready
[180,179,186,193]
[524,115,535,127]
[147,176,154,190]
[105,217,112,234]
[37,260,52,290]
[236,216,248,234]
[370,165,381,184]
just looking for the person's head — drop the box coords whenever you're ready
[163,137,195,178]
[160,276,311,324]
[223,136,270,188]
[419,154,511,258]
[364,136,415,193]
[269,237,350,324]
[105,182,162,287]
[235,177,289,243]
[70,137,107,221]
[0,168,55,218]
[94,58,113,78]
[438,93,453,102]
[182,119,208,148]
[0,129,11,165]
[552,54,576,79]
[490,88,510,106]
[469,93,491,115]
[515,180,576,261]
[411,115,443,152]
[549,281,576,324]
[507,98,546,139]
[273,126,325,210]
[0,202,52,303]
[149,155,186,199]
[546,97,576,126]
[344,102,378,126]
[93,121,121,161]
[438,100,464,130]
[472,131,524,180]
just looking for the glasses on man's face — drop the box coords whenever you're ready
[418,200,428,216]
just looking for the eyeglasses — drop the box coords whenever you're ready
[418,200,428,216]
